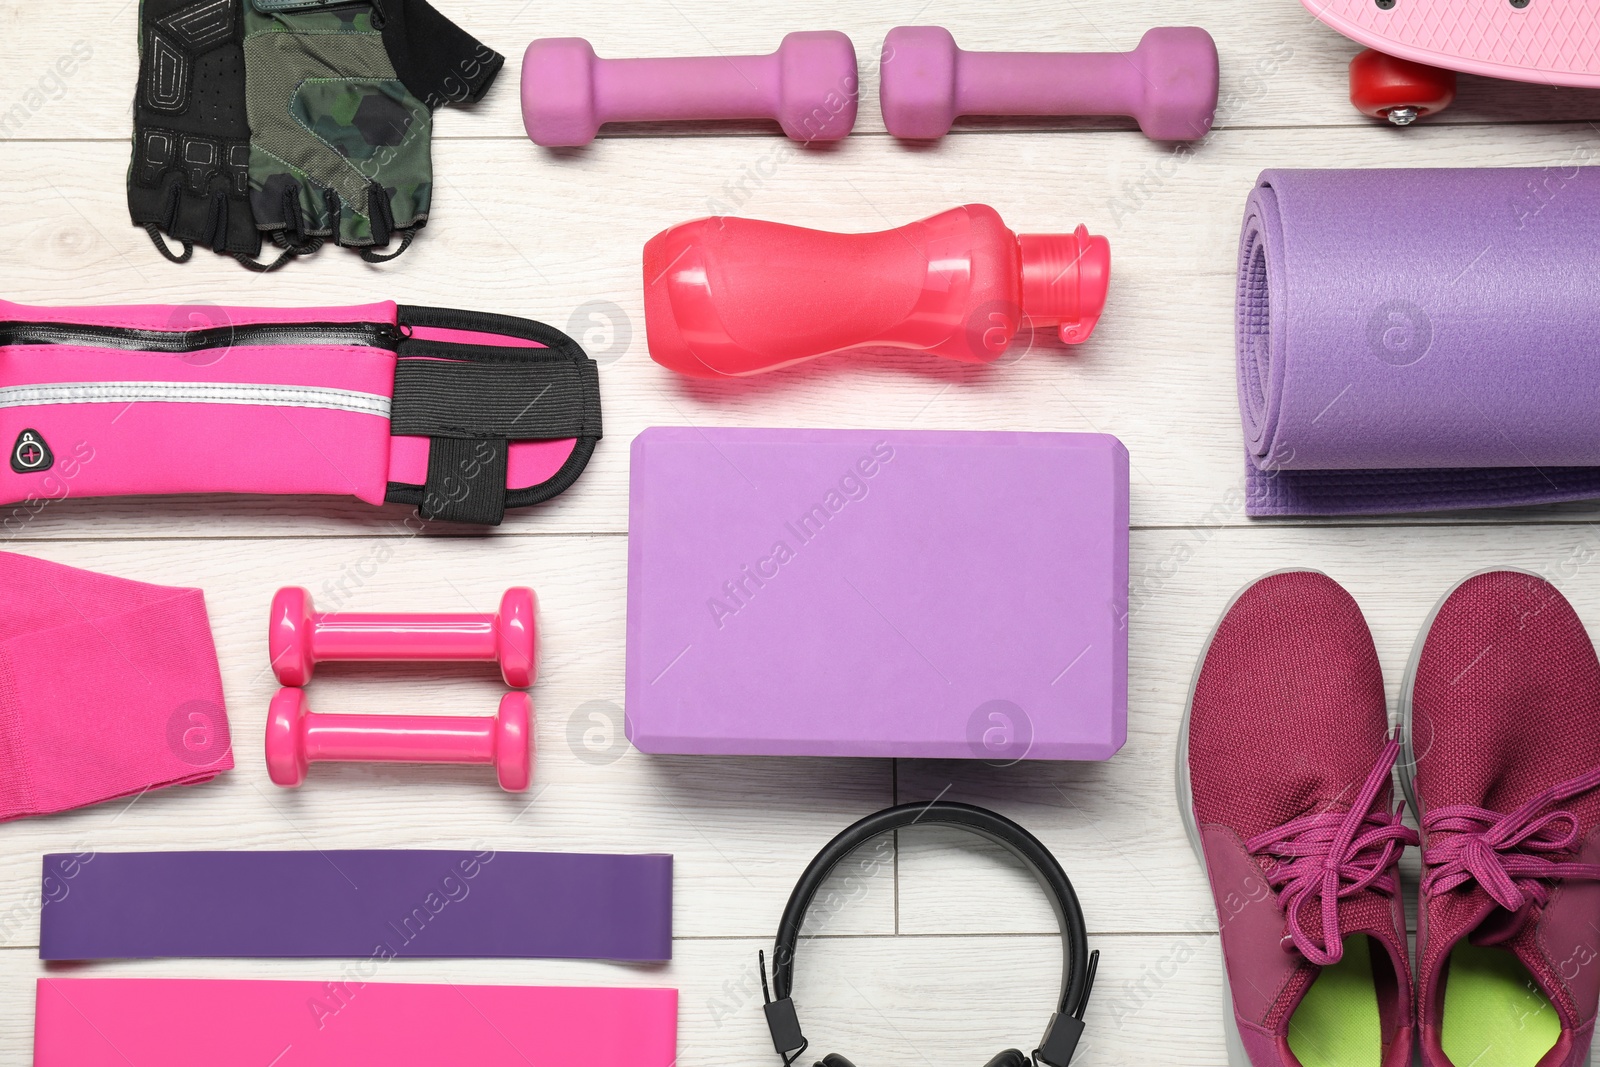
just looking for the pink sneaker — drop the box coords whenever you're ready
[1404,570,1600,1067]
[1180,571,1417,1067]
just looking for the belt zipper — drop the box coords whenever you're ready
[0,381,391,417]
[0,320,400,353]
[0,320,397,417]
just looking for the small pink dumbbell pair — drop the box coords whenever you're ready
[265,587,537,792]
[520,27,1218,147]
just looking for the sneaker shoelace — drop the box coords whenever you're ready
[1421,764,1600,917]
[1244,737,1417,966]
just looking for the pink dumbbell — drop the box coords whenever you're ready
[269,587,536,688]
[266,688,534,791]
[520,31,859,147]
[879,26,1219,141]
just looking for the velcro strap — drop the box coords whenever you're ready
[390,357,600,440]
[420,437,507,525]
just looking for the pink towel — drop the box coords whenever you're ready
[0,552,231,821]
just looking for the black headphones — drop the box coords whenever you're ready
[760,801,1098,1067]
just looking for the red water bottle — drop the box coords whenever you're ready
[642,204,1110,378]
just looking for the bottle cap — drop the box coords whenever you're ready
[1017,226,1110,344]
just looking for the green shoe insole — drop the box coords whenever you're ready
[1288,934,1383,1067]
[1441,943,1559,1067]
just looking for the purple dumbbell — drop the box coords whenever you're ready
[879,26,1219,141]
[521,31,859,147]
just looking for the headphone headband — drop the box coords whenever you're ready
[761,801,1097,1067]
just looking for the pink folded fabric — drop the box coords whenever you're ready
[0,552,230,821]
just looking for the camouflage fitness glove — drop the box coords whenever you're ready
[243,0,503,262]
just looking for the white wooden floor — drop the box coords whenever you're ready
[4,2,1600,1064]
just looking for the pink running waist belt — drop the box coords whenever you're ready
[34,978,678,1066]
[0,300,603,525]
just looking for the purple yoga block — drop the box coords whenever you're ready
[625,428,1129,760]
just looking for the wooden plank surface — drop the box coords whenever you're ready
[3,0,1600,1063]
[7,122,1600,538]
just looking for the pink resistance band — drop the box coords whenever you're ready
[0,552,231,821]
[34,978,678,1066]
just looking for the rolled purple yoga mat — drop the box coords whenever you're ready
[1238,168,1600,516]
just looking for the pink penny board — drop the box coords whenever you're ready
[1302,0,1600,87]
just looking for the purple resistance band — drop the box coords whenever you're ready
[38,850,672,961]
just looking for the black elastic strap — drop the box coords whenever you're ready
[384,306,603,521]
[390,358,600,439]
[144,224,193,264]
[419,436,507,525]
[765,801,1097,1067]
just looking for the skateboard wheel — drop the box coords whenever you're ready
[1349,49,1455,125]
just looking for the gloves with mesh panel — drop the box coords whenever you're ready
[242,0,503,262]
[128,0,303,268]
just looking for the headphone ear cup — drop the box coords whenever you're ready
[982,1050,1029,1067]
[818,1055,860,1067]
